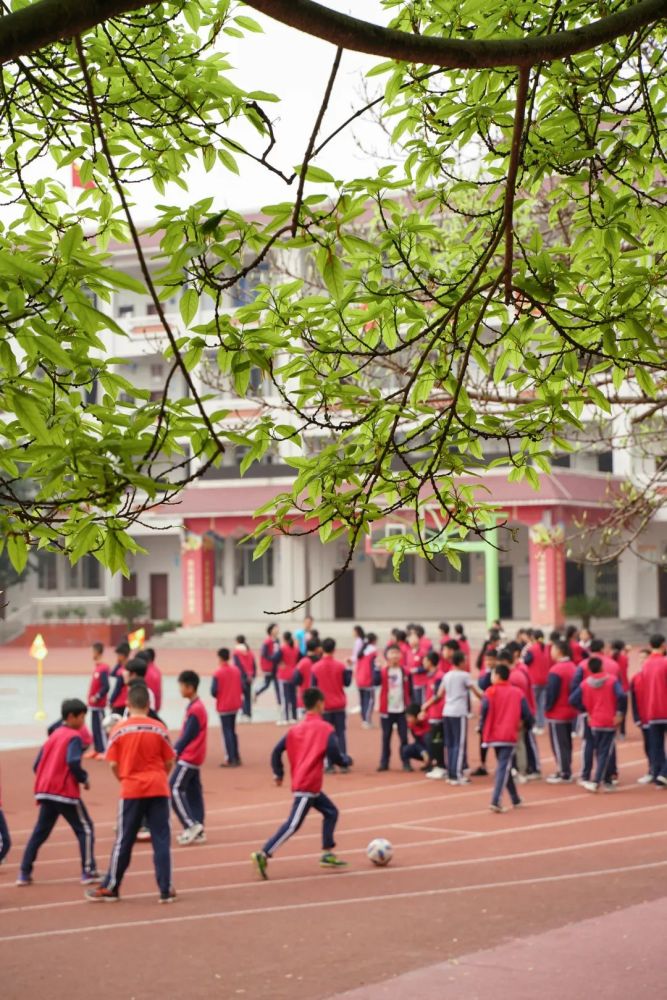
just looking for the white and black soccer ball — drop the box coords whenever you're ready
[367,837,393,866]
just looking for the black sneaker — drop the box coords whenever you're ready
[402,762,413,772]
[159,887,177,904]
[472,766,488,777]
[376,765,388,772]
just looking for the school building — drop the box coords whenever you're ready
[5,229,667,633]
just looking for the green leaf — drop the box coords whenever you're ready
[7,534,28,574]
[179,288,199,326]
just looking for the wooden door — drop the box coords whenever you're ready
[150,573,169,620]
[334,569,355,619]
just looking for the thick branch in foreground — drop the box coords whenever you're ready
[245,0,666,69]
[0,0,665,67]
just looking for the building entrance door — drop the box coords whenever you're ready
[498,565,513,619]
[659,567,667,618]
[150,573,169,620]
[334,569,355,619]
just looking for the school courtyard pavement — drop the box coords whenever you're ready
[332,896,666,999]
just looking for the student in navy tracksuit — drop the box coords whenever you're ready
[171,671,208,845]
[87,642,110,755]
[211,648,243,766]
[255,623,282,704]
[569,658,626,791]
[251,687,351,878]
[480,664,533,812]
[571,655,619,782]
[401,704,431,771]
[642,634,667,784]
[374,645,411,772]
[311,638,352,767]
[277,632,299,724]
[0,770,10,865]
[108,641,131,719]
[354,633,378,728]
[18,699,97,885]
[630,662,653,783]
[545,640,579,783]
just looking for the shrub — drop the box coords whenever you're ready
[110,597,149,628]
[563,594,614,629]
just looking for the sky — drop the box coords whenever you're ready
[123,1,392,219]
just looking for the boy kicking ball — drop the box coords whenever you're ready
[251,687,350,879]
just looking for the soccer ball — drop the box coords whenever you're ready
[367,837,393,866]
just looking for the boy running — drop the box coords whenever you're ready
[171,670,208,845]
[86,683,175,903]
[18,698,97,886]
[251,688,351,878]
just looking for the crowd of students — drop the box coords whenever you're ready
[1,618,666,899]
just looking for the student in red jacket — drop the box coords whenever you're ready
[355,633,378,728]
[141,648,163,713]
[250,687,351,879]
[109,640,131,717]
[18,698,97,886]
[295,637,321,717]
[88,642,110,756]
[255,622,282,705]
[523,630,550,733]
[277,632,300,725]
[374,645,412,771]
[454,624,471,669]
[211,648,243,767]
[311,638,352,766]
[545,640,578,783]
[419,651,446,777]
[171,670,208,846]
[401,703,431,771]
[233,635,256,721]
[480,664,533,813]
[642,633,667,784]
[407,629,428,707]
[630,665,653,784]
[569,657,626,792]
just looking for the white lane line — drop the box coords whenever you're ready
[0,786,667,876]
[0,859,664,943]
[2,802,665,897]
[2,829,665,917]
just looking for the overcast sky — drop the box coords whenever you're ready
[114,2,392,220]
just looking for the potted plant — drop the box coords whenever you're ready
[110,597,149,629]
[56,607,71,620]
[563,594,613,630]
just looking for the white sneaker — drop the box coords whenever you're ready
[602,783,617,793]
[425,766,447,780]
[580,780,599,793]
[546,774,563,784]
[177,822,204,845]
[637,774,654,784]
[533,727,545,736]
[525,772,542,781]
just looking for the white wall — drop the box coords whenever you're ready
[126,535,182,621]
[618,528,662,620]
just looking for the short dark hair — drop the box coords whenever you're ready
[217,647,230,661]
[306,637,320,653]
[266,622,278,635]
[497,648,513,665]
[649,633,665,649]
[115,641,130,656]
[385,643,401,654]
[553,639,571,659]
[134,649,150,662]
[454,623,464,636]
[588,656,603,673]
[126,658,147,678]
[489,629,501,642]
[406,702,421,717]
[92,642,104,656]
[549,630,561,642]
[144,647,155,662]
[439,622,450,634]
[414,625,425,638]
[61,698,87,719]
[494,663,510,681]
[445,639,460,651]
[128,683,150,709]
[178,670,199,690]
[484,647,498,659]
[565,625,578,639]
[303,687,325,710]
[533,629,543,641]
[451,651,466,668]
[322,638,336,654]
[365,632,377,644]
[426,650,440,667]
[589,638,604,653]
[236,634,246,645]
[611,639,625,651]
[283,631,294,646]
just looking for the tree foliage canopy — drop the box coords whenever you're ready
[0,0,664,592]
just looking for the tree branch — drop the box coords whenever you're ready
[503,67,530,304]
[0,0,665,68]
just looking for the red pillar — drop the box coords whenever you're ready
[529,525,566,629]
[181,533,215,626]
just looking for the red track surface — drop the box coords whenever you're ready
[0,718,665,999]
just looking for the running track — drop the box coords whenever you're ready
[0,722,665,999]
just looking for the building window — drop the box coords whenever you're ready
[425,552,471,584]
[214,540,225,590]
[121,573,138,598]
[37,552,58,591]
[594,559,618,615]
[552,454,571,468]
[372,556,415,585]
[597,451,613,473]
[150,363,164,379]
[118,304,134,318]
[235,541,274,587]
[229,261,270,308]
[66,555,101,591]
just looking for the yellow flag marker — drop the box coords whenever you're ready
[128,627,146,651]
[29,632,48,720]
